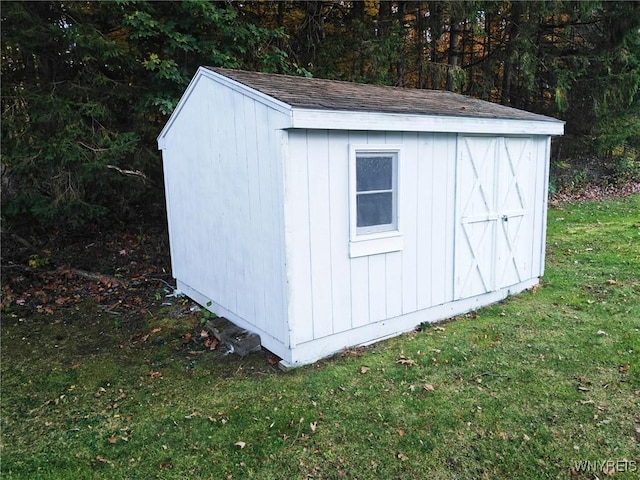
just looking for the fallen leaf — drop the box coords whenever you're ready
[182,332,192,344]
[159,461,171,469]
[523,434,530,442]
[397,354,417,367]
[433,326,446,332]
[619,363,630,373]
[96,455,107,463]
[149,371,163,379]
[423,384,435,392]
[234,441,246,449]
[498,431,508,440]
[397,452,409,461]
[151,327,162,334]
[204,337,219,350]
[360,366,370,374]
[398,429,405,437]
[310,422,317,433]
[108,436,117,444]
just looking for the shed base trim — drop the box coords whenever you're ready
[280,277,541,368]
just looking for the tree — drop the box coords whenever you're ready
[1,1,295,229]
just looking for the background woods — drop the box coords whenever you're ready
[2,0,640,230]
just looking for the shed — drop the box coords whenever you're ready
[158,67,564,368]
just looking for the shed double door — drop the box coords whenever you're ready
[454,135,533,300]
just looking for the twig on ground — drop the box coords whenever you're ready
[69,268,128,288]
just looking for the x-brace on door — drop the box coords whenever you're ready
[454,136,533,300]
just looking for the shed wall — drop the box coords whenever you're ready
[161,76,289,345]
[284,131,550,355]
[285,130,458,347]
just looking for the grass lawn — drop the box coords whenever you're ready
[2,195,639,479]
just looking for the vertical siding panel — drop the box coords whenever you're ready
[401,131,419,314]
[266,108,286,341]
[204,79,223,299]
[523,138,536,280]
[274,129,290,343]
[531,137,548,277]
[515,137,535,282]
[222,86,239,313]
[350,257,370,327]
[416,132,434,309]
[307,130,334,339]
[385,252,403,318]
[539,137,552,277]
[286,132,314,344]
[173,86,196,282]
[242,95,260,328]
[443,133,456,302]
[232,90,250,319]
[368,255,387,322]
[327,130,352,333]
[254,103,273,331]
[433,133,452,304]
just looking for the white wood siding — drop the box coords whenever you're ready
[161,76,289,344]
[284,130,457,346]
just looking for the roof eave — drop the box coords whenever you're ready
[290,108,565,136]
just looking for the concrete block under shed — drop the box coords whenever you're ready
[205,317,262,357]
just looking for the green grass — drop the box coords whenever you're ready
[2,195,639,479]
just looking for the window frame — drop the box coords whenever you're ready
[349,144,404,258]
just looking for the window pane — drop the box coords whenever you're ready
[356,156,392,191]
[357,192,393,227]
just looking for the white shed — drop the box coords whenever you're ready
[158,67,564,368]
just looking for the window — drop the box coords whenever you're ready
[349,145,403,257]
[356,154,397,233]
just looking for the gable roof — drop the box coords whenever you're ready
[207,67,562,124]
[158,67,564,147]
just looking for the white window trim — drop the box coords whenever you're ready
[349,144,404,258]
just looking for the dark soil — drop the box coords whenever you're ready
[1,215,175,326]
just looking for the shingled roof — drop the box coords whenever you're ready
[207,67,561,123]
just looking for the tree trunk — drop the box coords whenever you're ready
[501,2,523,105]
[446,16,461,91]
